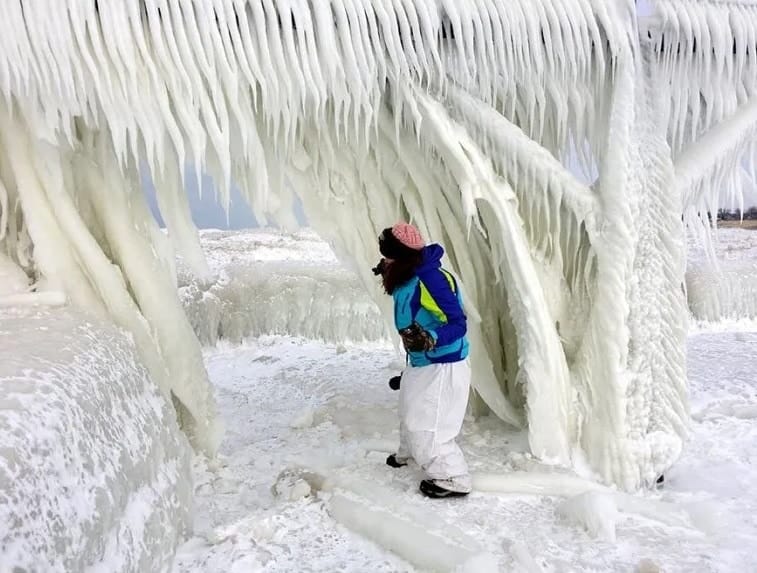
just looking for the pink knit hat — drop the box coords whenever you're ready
[391,222,425,250]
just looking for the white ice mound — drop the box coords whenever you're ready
[179,230,387,345]
[558,492,620,542]
[686,228,757,321]
[0,307,192,572]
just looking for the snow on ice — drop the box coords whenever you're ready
[687,227,757,321]
[0,307,191,572]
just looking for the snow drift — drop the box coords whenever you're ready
[0,0,754,489]
[0,307,192,572]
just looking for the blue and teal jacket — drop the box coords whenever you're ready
[393,244,469,367]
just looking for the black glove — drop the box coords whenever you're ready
[389,375,401,391]
[399,323,436,352]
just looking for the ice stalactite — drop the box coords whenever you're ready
[675,97,757,217]
[0,108,220,454]
[2,0,750,488]
[651,0,757,222]
[0,178,8,242]
[409,89,575,463]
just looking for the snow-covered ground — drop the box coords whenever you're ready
[173,229,757,573]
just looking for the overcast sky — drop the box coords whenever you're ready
[143,170,259,230]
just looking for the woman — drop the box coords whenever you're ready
[377,223,472,499]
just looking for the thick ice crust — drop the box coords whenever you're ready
[0,308,192,572]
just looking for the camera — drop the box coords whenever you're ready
[398,322,423,338]
[371,258,387,276]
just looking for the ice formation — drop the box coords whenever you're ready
[686,228,757,321]
[0,0,754,489]
[178,230,387,345]
[0,307,192,572]
[652,0,757,220]
[319,474,498,571]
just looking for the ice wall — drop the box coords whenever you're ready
[2,0,750,488]
[686,228,757,321]
[179,230,387,345]
[0,307,192,572]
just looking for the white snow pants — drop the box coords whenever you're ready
[397,360,472,492]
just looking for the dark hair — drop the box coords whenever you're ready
[381,254,422,294]
[379,228,419,261]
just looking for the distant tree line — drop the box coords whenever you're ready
[718,207,757,221]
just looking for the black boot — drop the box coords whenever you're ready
[386,454,408,468]
[419,479,470,499]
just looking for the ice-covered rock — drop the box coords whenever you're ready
[0,307,192,572]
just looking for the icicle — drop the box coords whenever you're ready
[159,1,208,191]
[0,177,8,242]
[676,95,757,215]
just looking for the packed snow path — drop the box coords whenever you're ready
[174,330,757,572]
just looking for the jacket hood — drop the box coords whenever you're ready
[417,244,444,274]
